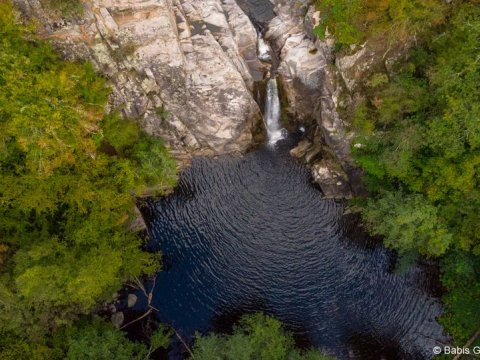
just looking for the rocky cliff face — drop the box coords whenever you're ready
[14,0,373,198]
[264,1,410,198]
[14,0,268,165]
[264,0,354,198]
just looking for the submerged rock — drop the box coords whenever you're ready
[111,311,124,329]
[127,293,138,308]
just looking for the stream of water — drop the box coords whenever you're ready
[264,77,287,145]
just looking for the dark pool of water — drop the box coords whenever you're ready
[141,142,446,360]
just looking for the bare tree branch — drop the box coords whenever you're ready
[453,328,480,360]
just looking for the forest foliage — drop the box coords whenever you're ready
[191,313,334,360]
[340,0,480,345]
[0,2,177,357]
[314,0,448,47]
[2,0,480,356]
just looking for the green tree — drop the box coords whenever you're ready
[0,1,176,353]
[192,313,334,360]
[440,253,480,345]
[350,1,480,345]
[21,317,173,360]
[363,191,452,256]
[65,318,147,360]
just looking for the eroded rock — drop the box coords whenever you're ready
[128,207,147,233]
[266,1,325,122]
[312,159,352,199]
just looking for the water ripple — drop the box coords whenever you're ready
[145,144,446,359]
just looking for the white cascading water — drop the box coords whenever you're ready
[257,33,286,146]
[257,36,272,62]
[264,77,286,145]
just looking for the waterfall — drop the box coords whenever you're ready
[257,37,272,62]
[264,77,286,145]
[257,32,286,146]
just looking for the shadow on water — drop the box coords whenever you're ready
[234,0,276,30]
[141,137,447,360]
[346,333,413,360]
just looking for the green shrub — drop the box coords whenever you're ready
[40,0,84,17]
[111,40,137,62]
[366,73,389,88]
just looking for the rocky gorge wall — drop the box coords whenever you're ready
[265,0,354,198]
[264,0,413,198]
[13,0,388,198]
[14,0,266,165]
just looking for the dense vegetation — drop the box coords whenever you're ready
[324,0,480,347]
[314,0,448,47]
[191,313,333,360]
[0,2,177,357]
[0,4,334,359]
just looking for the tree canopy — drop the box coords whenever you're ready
[192,313,334,360]
[348,1,480,344]
[314,0,448,47]
[0,1,176,356]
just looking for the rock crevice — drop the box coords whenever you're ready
[264,0,354,198]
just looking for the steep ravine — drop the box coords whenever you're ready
[13,0,364,198]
